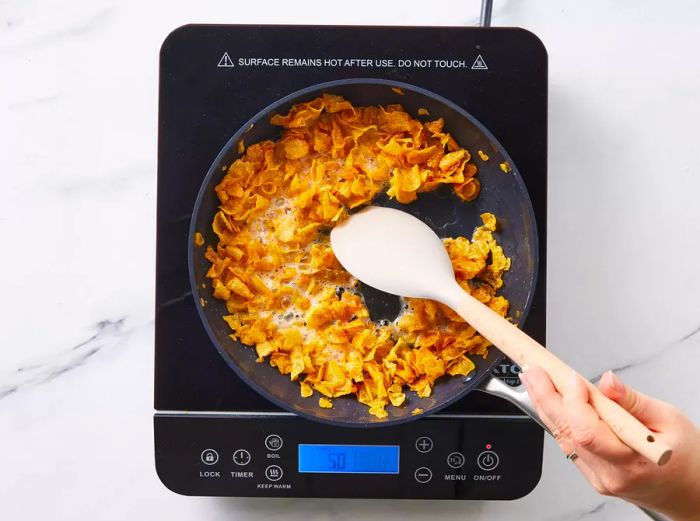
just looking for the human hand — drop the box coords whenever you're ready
[520,365,700,521]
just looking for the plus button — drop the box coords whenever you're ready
[415,436,433,453]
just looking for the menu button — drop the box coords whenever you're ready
[447,452,465,469]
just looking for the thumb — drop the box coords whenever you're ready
[598,371,674,430]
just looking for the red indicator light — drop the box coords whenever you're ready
[486,444,492,449]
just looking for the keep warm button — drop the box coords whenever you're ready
[265,465,283,482]
[476,450,499,472]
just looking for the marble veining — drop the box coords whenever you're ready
[0,318,128,399]
[590,323,700,382]
[679,325,700,343]
[1,0,699,520]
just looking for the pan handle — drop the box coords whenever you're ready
[477,375,552,435]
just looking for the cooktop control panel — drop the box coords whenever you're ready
[155,415,542,499]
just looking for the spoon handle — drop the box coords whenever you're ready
[447,287,672,466]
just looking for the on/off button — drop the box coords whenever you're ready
[477,450,499,471]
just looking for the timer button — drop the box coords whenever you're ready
[477,450,499,471]
[415,436,433,453]
[233,449,251,466]
[414,467,433,483]
[265,434,283,451]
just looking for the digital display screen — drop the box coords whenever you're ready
[298,444,400,474]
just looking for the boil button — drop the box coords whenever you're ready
[265,434,284,451]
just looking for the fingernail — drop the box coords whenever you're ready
[607,371,625,393]
[568,370,579,387]
[520,364,531,374]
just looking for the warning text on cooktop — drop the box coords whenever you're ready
[217,55,489,70]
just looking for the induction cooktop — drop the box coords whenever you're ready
[155,23,547,499]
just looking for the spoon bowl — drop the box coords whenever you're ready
[331,206,459,301]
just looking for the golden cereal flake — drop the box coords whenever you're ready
[478,150,490,161]
[205,94,511,419]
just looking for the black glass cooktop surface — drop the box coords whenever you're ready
[155,24,547,416]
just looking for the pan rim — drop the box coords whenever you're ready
[187,77,539,427]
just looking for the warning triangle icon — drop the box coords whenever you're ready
[217,52,234,68]
[471,54,488,70]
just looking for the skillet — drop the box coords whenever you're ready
[188,78,541,427]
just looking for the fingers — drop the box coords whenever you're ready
[520,367,610,491]
[521,366,632,461]
[520,364,564,433]
[520,365,580,446]
[522,366,693,503]
[598,371,675,430]
[561,371,635,461]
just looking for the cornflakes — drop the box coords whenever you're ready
[204,94,510,418]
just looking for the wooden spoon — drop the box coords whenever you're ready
[330,205,672,466]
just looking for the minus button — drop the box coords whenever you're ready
[414,467,432,483]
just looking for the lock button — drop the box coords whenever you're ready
[201,449,219,465]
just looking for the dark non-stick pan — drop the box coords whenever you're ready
[189,78,542,428]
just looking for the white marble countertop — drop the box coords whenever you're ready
[2,0,699,519]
